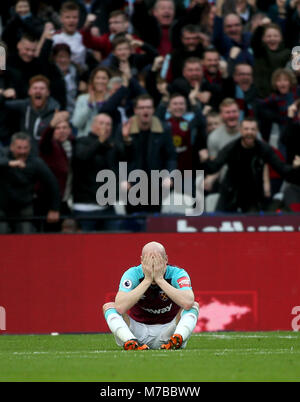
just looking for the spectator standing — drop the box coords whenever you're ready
[2,0,44,51]
[205,98,241,193]
[0,75,60,153]
[258,68,300,143]
[72,66,111,137]
[207,98,241,159]
[120,94,177,213]
[52,1,87,69]
[52,43,81,115]
[0,42,24,145]
[0,132,60,234]
[200,118,300,212]
[39,110,74,216]
[213,13,253,67]
[156,92,206,171]
[6,31,65,105]
[168,24,205,82]
[105,36,158,78]
[72,113,125,232]
[131,0,176,56]
[72,66,137,136]
[251,18,290,98]
[223,63,257,120]
[169,57,220,110]
[82,10,139,61]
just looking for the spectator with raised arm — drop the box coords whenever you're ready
[119,94,177,214]
[251,18,290,98]
[200,117,300,212]
[258,68,300,143]
[169,57,220,110]
[131,0,176,56]
[281,101,300,211]
[0,41,24,146]
[82,10,142,61]
[0,75,60,154]
[6,30,65,105]
[72,66,111,137]
[168,24,205,82]
[213,12,253,67]
[104,35,158,78]
[39,110,74,217]
[72,65,141,136]
[0,132,60,234]
[2,0,44,51]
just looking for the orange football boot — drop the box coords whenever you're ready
[160,334,183,350]
[123,339,150,350]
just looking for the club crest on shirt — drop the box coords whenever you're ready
[179,121,188,131]
[159,291,168,301]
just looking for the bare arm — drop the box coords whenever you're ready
[115,254,154,315]
[155,279,195,311]
[115,280,152,315]
[153,254,194,310]
[263,164,271,198]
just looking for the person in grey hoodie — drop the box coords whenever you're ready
[0,74,60,153]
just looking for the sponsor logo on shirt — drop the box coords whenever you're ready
[177,276,190,288]
[142,303,172,314]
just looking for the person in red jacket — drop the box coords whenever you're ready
[82,10,141,61]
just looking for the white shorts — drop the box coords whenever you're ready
[115,316,187,350]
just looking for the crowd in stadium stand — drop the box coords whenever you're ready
[1,0,300,233]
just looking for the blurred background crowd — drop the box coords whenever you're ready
[1,0,300,234]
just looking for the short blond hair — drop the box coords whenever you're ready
[219,98,239,110]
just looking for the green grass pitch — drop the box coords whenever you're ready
[0,332,299,382]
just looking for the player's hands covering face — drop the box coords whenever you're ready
[153,253,167,282]
[142,253,154,283]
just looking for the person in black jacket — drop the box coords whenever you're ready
[2,0,44,51]
[119,94,177,214]
[199,117,300,212]
[72,113,125,232]
[104,35,158,79]
[281,101,300,211]
[0,75,61,154]
[131,0,209,56]
[169,57,221,111]
[223,63,258,120]
[0,132,60,234]
[0,44,24,145]
[168,24,204,81]
[6,32,66,106]
[131,0,176,56]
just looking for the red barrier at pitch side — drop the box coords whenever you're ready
[0,232,299,334]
